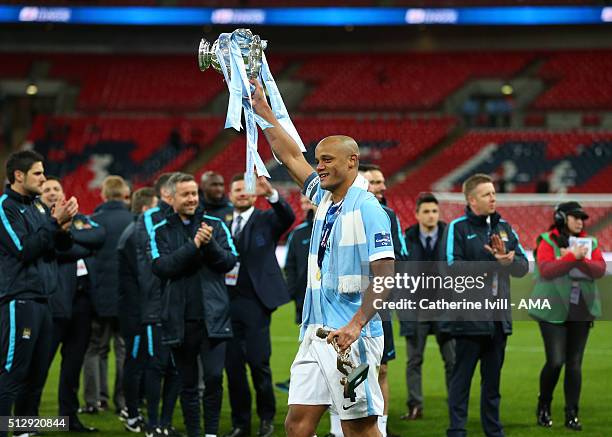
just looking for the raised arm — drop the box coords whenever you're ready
[250,79,314,187]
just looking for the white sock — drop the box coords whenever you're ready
[204,434,217,437]
[378,415,388,437]
[329,410,344,436]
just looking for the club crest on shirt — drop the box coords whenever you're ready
[22,328,31,339]
[35,202,46,214]
[73,219,85,230]
[374,232,392,248]
[499,230,509,242]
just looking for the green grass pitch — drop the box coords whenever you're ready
[38,275,612,436]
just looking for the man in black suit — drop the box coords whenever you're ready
[83,176,133,415]
[400,192,454,422]
[223,174,295,437]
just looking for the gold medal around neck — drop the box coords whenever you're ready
[316,270,321,281]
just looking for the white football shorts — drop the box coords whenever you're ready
[287,324,384,420]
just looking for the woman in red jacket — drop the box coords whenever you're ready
[530,201,606,431]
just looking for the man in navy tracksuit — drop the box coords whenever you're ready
[152,173,238,437]
[135,173,182,437]
[442,174,528,437]
[0,150,77,436]
[119,186,181,437]
[37,176,104,432]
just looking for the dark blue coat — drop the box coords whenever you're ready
[0,185,72,304]
[51,214,105,319]
[440,206,528,336]
[137,201,173,325]
[152,207,238,344]
[90,200,134,317]
[284,216,313,324]
[231,197,295,311]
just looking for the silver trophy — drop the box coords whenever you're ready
[316,328,369,402]
[198,28,267,80]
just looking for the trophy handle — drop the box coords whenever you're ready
[315,328,330,339]
[198,38,213,72]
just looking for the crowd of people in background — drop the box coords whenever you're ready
[0,147,606,437]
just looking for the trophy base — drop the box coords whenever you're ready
[344,363,369,402]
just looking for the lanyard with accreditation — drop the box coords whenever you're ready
[317,200,344,280]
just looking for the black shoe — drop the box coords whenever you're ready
[400,405,423,420]
[117,407,129,422]
[274,379,290,393]
[98,400,109,411]
[162,425,184,437]
[565,408,582,431]
[536,400,553,427]
[222,427,251,437]
[124,416,146,433]
[69,416,98,433]
[257,420,273,437]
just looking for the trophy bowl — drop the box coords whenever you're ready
[198,29,267,80]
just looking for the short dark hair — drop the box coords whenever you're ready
[131,187,156,214]
[462,173,493,201]
[201,171,223,184]
[6,150,44,184]
[44,175,61,184]
[358,163,381,173]
[154,172,177,198]
[231,173,244,184]
[416,192,439,211]
[168,173,195,195]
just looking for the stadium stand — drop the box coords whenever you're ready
[533,50,612,110]
[28,115,224,213]
[294,52,533,111]
[387,130,612,248]
[194,115,456,183]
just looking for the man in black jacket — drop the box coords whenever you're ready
[36,176,104,432]
[137,173,181,437]
[199,171,233,226]
[119,187,181,436]
[152,173,238,437]
[83,175,133,414]
[442,174,528,437]
[400,193,454,422]
[223,174,294,437]
[0,150,77,436]
[285,195,315,326]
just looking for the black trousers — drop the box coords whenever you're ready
[538,320,591,411]
[173,321,226,437]
[52,293,94,417]
[144,323,180,428]
[123,327,148,419]
[447,324,507,437]
[0,299,53,437]
[225,293,275,430]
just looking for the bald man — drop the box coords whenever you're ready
[251,80,395,437]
